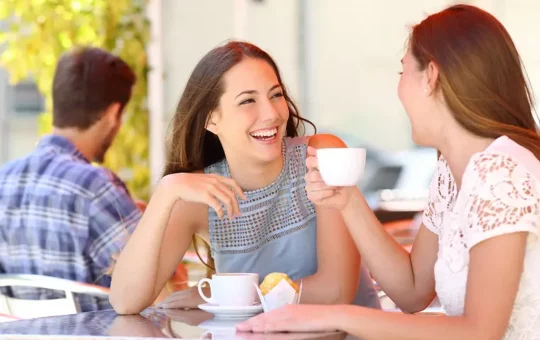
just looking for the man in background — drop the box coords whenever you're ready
[0,47,142,312]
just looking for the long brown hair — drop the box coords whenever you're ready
[410,4,540,159]
[164,41,315,273]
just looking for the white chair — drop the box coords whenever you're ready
[0,274,109,319]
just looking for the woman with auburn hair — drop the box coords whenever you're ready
[109,41,381,314]
[238,5,540,339]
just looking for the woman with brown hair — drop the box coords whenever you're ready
[109,41,381,314]
[238,5,540,339]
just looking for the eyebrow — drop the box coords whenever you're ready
[235,84,282,99]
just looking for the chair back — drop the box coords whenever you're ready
[0,274,109,319]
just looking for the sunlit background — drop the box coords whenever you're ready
[1,0,539,209]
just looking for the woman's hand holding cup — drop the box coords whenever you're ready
[304,146,364,211]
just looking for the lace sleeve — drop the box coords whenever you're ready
[463,153,540,249]
[422,156,456,235]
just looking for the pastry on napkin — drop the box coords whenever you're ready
[254,272,302,312]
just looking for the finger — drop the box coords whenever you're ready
[305,156,318,171]
[214,175,246,200]
[253,322,275,334]
[159,293,186,305]
[236,321,253,332]
[157,298,174,308]
[157,302,179,309]
[157,300,185,309]
[221,177,247,200]
[204,192,225,219]
[305,181,332,193]
[238,310,290,333]
[304,169,324,184]
[157,294,186,308]
[210,186,237,220]
[237,321,268,334]
[306,188,336,203]
[215,182,242,217]
[306,146,317,157]
[236,313,269,332]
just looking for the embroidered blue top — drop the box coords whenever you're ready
[205,136,380,308]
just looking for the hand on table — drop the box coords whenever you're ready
[157,285,206,310]
[236,304,339,334]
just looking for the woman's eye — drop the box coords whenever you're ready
[272,92,284,99]
[240,98,255,105]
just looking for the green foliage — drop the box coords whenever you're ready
[0,0,150,200]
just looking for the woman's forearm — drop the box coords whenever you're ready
[330,306,484,340]
[297,273,353,305]
[340,190,427,311]
[110,183,177,314]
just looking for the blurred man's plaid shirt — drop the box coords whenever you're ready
[0,135,141,311]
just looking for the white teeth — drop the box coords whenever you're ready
[250,128,277,137]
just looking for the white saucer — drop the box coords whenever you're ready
[198,303,263,319]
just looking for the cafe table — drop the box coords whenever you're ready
[0,307,353,340]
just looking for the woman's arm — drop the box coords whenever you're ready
[332,232,527,340]
[341,190,438,312]
[110,171,244,314]
[237,231,527,340]
[302,136,437,310]
[304,143,439,312]
[297,134,361,304]
[300,205,361,304]
[109,176,203,314]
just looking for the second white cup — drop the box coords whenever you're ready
[317,147,366,186]
[197,273,259,306]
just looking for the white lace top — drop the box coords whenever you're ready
[422,136,540,339]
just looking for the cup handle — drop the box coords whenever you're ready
[197,278,215,304]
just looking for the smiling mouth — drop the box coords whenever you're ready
[250,127,278,141]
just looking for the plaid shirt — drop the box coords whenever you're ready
[0,135,141,311]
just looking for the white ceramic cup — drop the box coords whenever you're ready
[197,273,259,306]
[316,148,366,186]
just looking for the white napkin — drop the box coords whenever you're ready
[254,279,302,312]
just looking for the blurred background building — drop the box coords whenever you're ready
[1,0,539,211]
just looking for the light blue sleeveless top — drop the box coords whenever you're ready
[204,136,380,308]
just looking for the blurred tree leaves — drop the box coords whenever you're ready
[0,0,150,200]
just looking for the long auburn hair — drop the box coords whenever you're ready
[410,4,540,160]
[164,41,315,274]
